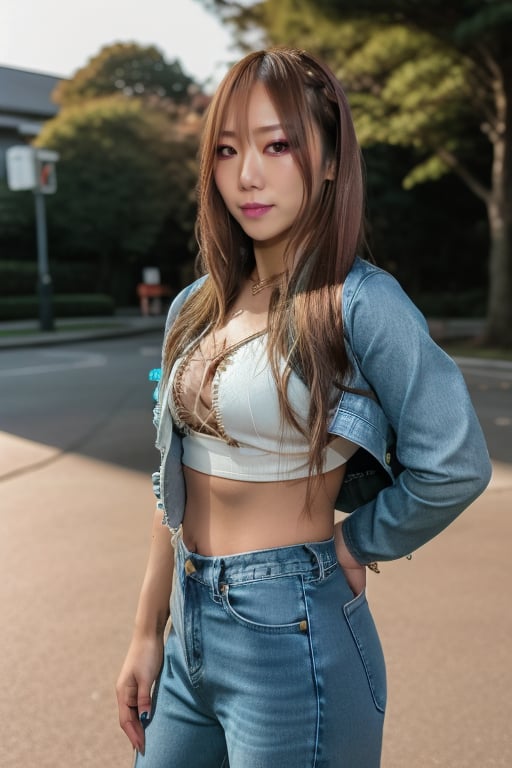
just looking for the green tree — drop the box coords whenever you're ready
[53,42,196,107]
[0,182,34,259]
[34,97,198,298]
[200,0,512,345]
[30,41,207,302]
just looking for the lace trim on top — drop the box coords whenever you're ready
[170,330,266,446]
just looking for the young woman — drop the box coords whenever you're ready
[116,48,491,767]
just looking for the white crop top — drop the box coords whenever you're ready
[168,330,358,481]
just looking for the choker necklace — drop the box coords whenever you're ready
[250,271,285,295]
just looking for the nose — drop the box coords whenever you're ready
[239,148,264,190]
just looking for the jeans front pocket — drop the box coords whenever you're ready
[343,590,387,713]
[221,574,308,635]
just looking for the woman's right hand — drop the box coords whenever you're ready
[116,633,164,755]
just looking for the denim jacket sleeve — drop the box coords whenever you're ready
[340,267,492,564]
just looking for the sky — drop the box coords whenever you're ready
[0,0,237,90]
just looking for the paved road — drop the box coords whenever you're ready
[0,333,163,475]
[1,334,164,768]
[2,339,510,470]
[457,359,512,463]
[1,337,511,767]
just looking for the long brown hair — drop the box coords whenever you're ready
[163,48,366,479]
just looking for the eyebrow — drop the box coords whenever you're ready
[219,123,283,137]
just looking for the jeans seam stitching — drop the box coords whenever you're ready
[301,576,319,767]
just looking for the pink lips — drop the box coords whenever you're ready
[240,203,273,219]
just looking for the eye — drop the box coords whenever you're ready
[216,145,236,158]
[266,141,290,155]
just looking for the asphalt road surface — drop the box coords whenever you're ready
[1,336,511,767]
[0,333,163,475]
[1,336,511,472]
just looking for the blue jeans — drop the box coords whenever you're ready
[136,532,386,767]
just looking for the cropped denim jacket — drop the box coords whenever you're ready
[152,257,491,564]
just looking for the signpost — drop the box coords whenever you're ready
[6,146,59,331]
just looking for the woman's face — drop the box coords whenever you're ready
[214,81,330,262]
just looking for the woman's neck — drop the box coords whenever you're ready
[252,241,286,280]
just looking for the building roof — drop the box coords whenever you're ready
[0,65,61,118]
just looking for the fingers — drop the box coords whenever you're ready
[116,681,147,755]
[123,710,145,755]
[137,685,153,720]
[116,636,164,756]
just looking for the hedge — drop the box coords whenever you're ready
[0,260,100,296]
[413,289,486,319]
[0,294,115,321]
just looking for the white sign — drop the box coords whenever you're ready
[6,146,60,193]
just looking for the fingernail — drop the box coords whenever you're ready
[139,711,150,724]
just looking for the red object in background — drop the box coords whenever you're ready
[136,283,172,316]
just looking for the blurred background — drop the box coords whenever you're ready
[1,1,511,766]
[2,0,512,339]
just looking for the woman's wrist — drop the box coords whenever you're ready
[334,521,381,574]
[334,520,362,569]
[133,608,169,640]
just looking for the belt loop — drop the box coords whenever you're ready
[304,543,325,580]
[211,557,225,598]
[212,558,219,596]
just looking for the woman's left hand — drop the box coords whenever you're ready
[334,521,366,596]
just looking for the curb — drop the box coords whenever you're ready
[2,322,512,371]
[0,319,165,350]
[452,356,512,372]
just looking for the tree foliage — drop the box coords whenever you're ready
[203,0,480,188]
[0,182,33,241]
[299,0,512,345]
[34,96,198,295]
[199,0,512,345]
[22,42,209,302]
[53,42,197,107]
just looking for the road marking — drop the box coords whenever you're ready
[0,350,107,377]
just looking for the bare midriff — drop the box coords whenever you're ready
[182,464,346,556]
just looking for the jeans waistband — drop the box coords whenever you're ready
[175,532,338,590]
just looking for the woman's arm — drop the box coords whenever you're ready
[334,520,367,595]
[341,269,492,564]
[116,509,174,755]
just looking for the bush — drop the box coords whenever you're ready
[413,290,486,318]
[52,262,100,293]
[0,261,38,295]
[0,260,100,296]
[0,293,115,320]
